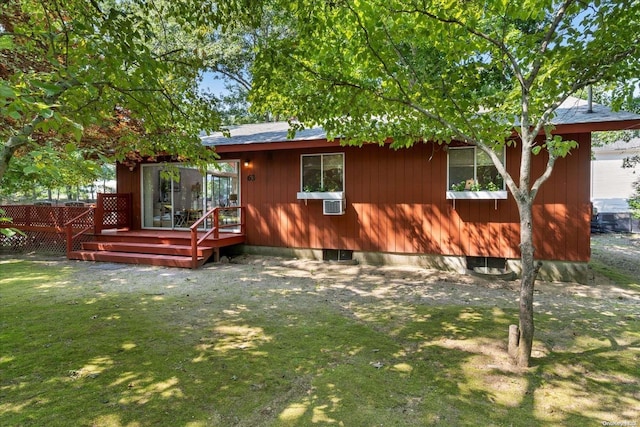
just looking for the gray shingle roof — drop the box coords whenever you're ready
[201,122,327,147]
[201,97,640,147]
[552,97,640,125]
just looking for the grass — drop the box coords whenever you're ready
[589,259,639,290]
[1,258,639,426]
[590,234,640,291]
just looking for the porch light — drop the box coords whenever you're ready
[244,159,250,167]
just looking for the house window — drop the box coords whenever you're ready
[301,153,344,192]
[448,146,504,191]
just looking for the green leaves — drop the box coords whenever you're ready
[0,36,14,50]
[0,83,15,99]
[531,135,577,158]
[251,0,639,156]
[1,0,225,184]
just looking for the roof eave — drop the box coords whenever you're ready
[210,119,640,153]
[552,119,640,134]
[212,138,341,153]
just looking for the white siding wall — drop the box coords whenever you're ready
[591,159,638,200]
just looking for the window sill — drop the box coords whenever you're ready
[296,191,344,200]
[446,190,508,200]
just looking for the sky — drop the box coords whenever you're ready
[199,72,229,97]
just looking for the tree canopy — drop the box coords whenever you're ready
[199,4,287,124]
[252,0,639,148]
[0,0,252,185]
[249,0,640,366]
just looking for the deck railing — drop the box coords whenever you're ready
[0,204,95,254]
[190,206,246,268]
[2,197,245,266]
[1,193,132,254]
[64,208,96,255]
[64,193,132,254]
[95,193,132,233]
[0,204,93,232]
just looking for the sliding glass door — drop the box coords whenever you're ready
[204,161,240,229]
[142,161,240,230]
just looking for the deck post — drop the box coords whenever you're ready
[214,210,219,239]
[124,193,133,230]
[241,207,246,235]
[25,205,32,228]
[95,193,104,234]
[65,222,73,257]
[191,228,198,269]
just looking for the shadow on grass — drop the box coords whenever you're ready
[589,259,640,291]
[1,259,638,426]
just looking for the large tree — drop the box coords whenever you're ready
[0,0,243,184]
[200,5,287,123]
[249,0,640,366]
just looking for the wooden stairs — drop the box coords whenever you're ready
[67,230,245,268]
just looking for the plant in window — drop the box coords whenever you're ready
[451,181,467,191]
[448,146,505,192]
[469,181,482,191]
[301,153,344,193]
[485,181,499,191]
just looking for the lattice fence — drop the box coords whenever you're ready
[95,193,132,232]
[1,205,93,228]
[2,230,71,254]
[1,196,133,255]
[1,205,98,255]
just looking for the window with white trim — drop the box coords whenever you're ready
[301,153,344,192]
[448,147,505,191]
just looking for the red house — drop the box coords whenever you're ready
[105,97,637,280]
[3,98,638,278]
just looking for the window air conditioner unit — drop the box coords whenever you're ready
[323,199,345,215]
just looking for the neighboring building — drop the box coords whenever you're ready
[591,137,640,232]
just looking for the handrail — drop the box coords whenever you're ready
[64,208,95,257]
[190,207,218,269]
[189,206,245,269]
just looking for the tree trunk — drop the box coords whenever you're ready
[516,199,541,367]
[0,116,45,182]
[0,140,17,182]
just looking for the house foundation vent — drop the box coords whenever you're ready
[465,256,515,280]
[322,249,353,262]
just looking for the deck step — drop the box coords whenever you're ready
[69,250,205,268]
[82,241,213,257]
[68,230,244,269]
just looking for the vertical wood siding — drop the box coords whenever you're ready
[117,133,591,263]
[116,163,141,228]
[227,134,591,262]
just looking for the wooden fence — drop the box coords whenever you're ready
[0,193,132,254]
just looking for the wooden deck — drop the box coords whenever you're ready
[3,198,247,269]
[68,229,246,268]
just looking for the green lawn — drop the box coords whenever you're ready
[1,258,638,426]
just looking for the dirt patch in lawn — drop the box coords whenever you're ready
[20,233,640,321]
[590,232,640,284]
[33,233,640,353]
[61,234,640,305]
[3,233,638,426]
